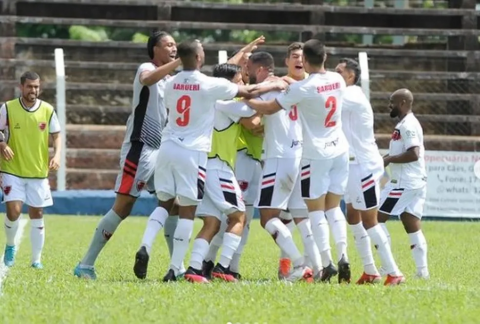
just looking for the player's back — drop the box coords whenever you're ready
[295,71,348,159]
[341,85,381,165]
[125,62,167,149]
[162,70,239,152]
[261,90,302,159]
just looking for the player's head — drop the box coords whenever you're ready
[389,88,414,118]
[335,58,361,86]
[213,63,243,85]
[229,49,251,84]
[177,39,205,70]
[302,39,327,73]
[19,71,40,104]
[285,42,304,80]
[247,51,274,84]
[147,31,177,64]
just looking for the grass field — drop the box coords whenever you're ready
[0,216,479,324]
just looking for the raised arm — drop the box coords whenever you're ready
[139,59,181,86]
[236,80,287,99]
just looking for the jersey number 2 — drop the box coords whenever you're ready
[324,96,337,128]
[289,105,298,121]
[176,95,191,127]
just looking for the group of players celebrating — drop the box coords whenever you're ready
[0,30,429,286]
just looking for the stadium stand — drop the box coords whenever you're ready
[1,0,480,191]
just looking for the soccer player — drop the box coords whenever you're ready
[74,31,181,280]
[378,88,428,281]
[245,51,322,282]
[155,40,286,282]
[184,63,261,283]
[245,40,351,283]
[284,42,307,82]
[336,58,404,285]
[0,71,61,269]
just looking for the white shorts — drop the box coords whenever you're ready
[344,162,383,211]
[379,184,427,219]
[196,162,245,220]
[114,141,158,198]
[155,141,207,206]
[235,150,262,205]
[254,157,306,210]
[1,173,53,208]
[300,152,349,199]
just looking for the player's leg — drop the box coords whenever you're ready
[203,215,227,278]
[324,152,351,283]
[400,187,429,279]
[376,185,408,285]
[75,142,145,279]
[229,157,261,278]
[277,210,294,278]
[210,170,246,282]
[25,178,53,269]
[301,158,336,281]
[185,192,221,283]
[163,147,208,282]
[257,158,311,282]
[164,202,179,260]
[2,174,26,267]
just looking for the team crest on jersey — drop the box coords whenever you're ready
[391,129,401,141]
[38,122,47,131]
[136,181,146,192]
[3,186,11,195]
[238,181,249,192]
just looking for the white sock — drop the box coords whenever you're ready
[367,225,401,276]
[170,218,194,276]
[380,222,391,246]
[219,232,241,268]
[164,215,178,257]
[204,217,227,262]
[189,238,210,271]
[4,217,19,246]
[230,206,254,273]
[350,222,378,275]
[280,220,296,259]
[326,207,348,262]
[409,230,428,274]
[141,207,168,255]
[296,218,322,273]
[30,219,45,264]
[309,210,332,267]
[265,218,303,267]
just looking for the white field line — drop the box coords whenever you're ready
[0,219,28,296]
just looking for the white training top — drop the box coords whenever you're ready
[341,85,382,166]
[260,90,303,159]
[276,71,348,160]
[388,113,427,189]
[162,70,239,152]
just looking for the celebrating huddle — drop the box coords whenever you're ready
[73,31,429,286]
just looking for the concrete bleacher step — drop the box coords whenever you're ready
[49,168,117,190]
[66,148,120,169]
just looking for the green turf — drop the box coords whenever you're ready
[0,216,478,323]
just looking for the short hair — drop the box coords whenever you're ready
[339,58,361,85]
[286,42,303,58]
[212,63,241,81]
[249,51,274,70]
[177,39,200,60]
[20,71,40,85]
[303,39,326,66]
[147,31,171,59]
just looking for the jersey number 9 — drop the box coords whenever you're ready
[176,95,191,127]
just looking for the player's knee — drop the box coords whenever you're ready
[168,198,180,215]
[377,211,389,223]
[345,204,361,225]
[325,192,342,210]
[112,194,136,218]
[227,210,245,225]
[201,216,221,237]
[28,207,43,219]
[400,212,421,233]
[5,201,22,221]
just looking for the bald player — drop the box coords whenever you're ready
[378,88,428,281]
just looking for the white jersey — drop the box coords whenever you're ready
[162,70,239,152]
[341,85,382,165]
[261,90,303,159]
[388,113,427,189]
[276,71,348,160]
[125,62,168,149]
